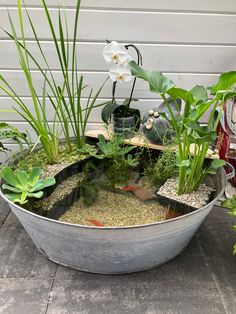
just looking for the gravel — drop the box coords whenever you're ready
[59,189,168,227]
[157,177,214,208]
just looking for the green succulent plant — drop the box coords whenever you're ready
[0,167,56,205]
[222,196,236,255]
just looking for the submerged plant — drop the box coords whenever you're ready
[79,162,100,206]
[222,196,236,255]
[145,149,178,187]
[0,167,55,204]
[94,134,139,186]
[0,0,107,164]
[129,62,236,194]
[0,122,29,153]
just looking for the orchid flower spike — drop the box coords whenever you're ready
[103,41,132,65]
[109,64,133,83]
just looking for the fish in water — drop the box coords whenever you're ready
[87,219,105,227]
[120,184,141,191]
[120,185,154,201]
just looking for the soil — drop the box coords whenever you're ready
[59,189,169,227]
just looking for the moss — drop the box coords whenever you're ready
[13,143,93,174]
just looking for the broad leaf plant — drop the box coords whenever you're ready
[129,61,236,194]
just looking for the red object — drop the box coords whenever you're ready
[87,219,105,227]
[216,98,236,186]
[120,185,141,191]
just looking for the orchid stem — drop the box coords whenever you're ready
[125,44,143,116]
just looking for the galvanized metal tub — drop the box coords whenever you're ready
[0,163,233,274]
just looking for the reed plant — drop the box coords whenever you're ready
[0,0,107,164]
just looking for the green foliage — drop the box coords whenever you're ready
[94,134,139,186]
[0,167,56,205]
[222,196,236,255]
[129,61,233,194]
[0,122,29,153]
[0,0,106,164]
[145,150,178,187]
[79,162,99,206]
[15,144,87,173]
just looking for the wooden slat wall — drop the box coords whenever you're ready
[0,0,236,160]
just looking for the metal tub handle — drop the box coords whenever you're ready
[225,162,235,180]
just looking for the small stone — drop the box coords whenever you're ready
[148,109,154,116]
[153,111,160,118]
[146,117,154,130]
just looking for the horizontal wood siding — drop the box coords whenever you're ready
[0,0,235,161]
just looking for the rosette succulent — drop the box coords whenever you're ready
[0,167,56,204]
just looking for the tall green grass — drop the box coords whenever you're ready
[0,0,107,163]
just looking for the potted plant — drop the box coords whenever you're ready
[101,41,143,135]
[129,61,236,197]
[0,0,235,275]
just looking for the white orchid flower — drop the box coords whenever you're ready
[109,64,133,83]
[103,41,132,65]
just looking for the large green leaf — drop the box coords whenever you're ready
[209,71,236,95]
[187,133,216,145]
[101,101,120,124]
[185,121,216,139]
[129,61,174,95]
[207,159,226,175]
[211,158,226,169]
[190,100,213,121]
[190,85,208,104]
[167,87,188,102]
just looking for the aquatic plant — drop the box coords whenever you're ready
[80,162,100,206]
[145,149,178,187]
[129,62,236,194]
[0,167,55,204]
[95,134,139,186]
[0,0,106,164]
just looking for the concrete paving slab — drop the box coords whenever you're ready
[0,212,56,279]
[0,199,10,228]
[49,240,225,314]
[197,207,236,314]
[0,278,53,314]
[0,200,236,314]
